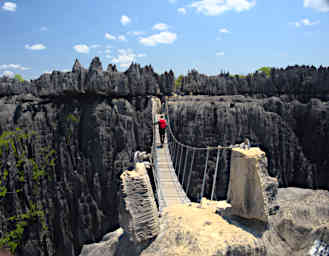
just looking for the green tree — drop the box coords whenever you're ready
[14,74,24,82]
[257,67,272,77]
[174,75,184,92]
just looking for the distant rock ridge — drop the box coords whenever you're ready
[0,57,174,98]
[180,65,329,101]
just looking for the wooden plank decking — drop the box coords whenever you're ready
[153,114,190,211]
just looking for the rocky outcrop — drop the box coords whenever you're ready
[263,187,329,256]
[141,202,267,256]
[167,95,329,202]
[139,187,329,256]
[77,147,329,256]
[119,163,160,245]
[228,147,278,223]
[79,163,159,256]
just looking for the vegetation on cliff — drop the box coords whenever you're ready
[0,129,55,252]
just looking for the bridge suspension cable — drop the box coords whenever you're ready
[152,99,249,207]
[165,102,236,151]
[164,101,235,202]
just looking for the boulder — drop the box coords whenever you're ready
[263,187,329,256]
[228,147,278,223]
[79,228,124,256]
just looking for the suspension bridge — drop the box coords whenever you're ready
[151,99,242,211]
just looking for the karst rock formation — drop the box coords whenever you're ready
[0,58,328,255]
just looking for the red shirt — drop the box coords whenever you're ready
[159,119,167,129]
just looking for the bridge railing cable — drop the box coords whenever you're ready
[151,107,167,209]
[164,101,237,202]
[165,102,236,151]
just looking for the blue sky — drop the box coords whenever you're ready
[1,0,329,80]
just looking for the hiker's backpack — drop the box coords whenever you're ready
[159,119,167,129]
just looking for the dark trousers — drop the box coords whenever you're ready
[159,128,165,144]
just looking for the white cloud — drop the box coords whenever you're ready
[219,28,230,33]
[216,52,225,56]
[105,49,111,54]
[2,71,14,78]
[121,15,131,26]
[139,31,177,46]
[25,44,46,50]
[90,44,101,48]
[137,53,147,57]
[153,23,170,31]
[73,44,90,54]
[111,49,135,68]
[169,0,177,3]
[178,7,187,14]
[290,18,320,27]
[301,18,320,26]
[190,0,256,16]
[127,31,145,36]
[40,26,48,31]
[304,0,329,12]
[0,64,30,71]
[105,33,116,40]
[2,2,16,12]
[118,35,127,41]
[111,49,146,68]
[105,55,112,59]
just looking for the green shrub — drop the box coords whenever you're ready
[257,67,272,77]
[14,74,24,82]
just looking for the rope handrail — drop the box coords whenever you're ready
[165,101,236,151]
[152,99,247,206]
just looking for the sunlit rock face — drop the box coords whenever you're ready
[0,58,173,256]
[228,147,279,223]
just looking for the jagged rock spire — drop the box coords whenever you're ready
[107,64,118,72]
[127,62,141,72]
[89,57,103,72]
[72,59,83,72]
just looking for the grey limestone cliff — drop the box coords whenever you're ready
[0,58,173,256]
[167,95,329,202]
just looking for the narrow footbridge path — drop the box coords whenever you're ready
[151,99,242,212]
[152,114,190,212]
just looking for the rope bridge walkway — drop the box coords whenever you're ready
[151,100,246,211]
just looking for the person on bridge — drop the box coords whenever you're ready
[155,115,167,147]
